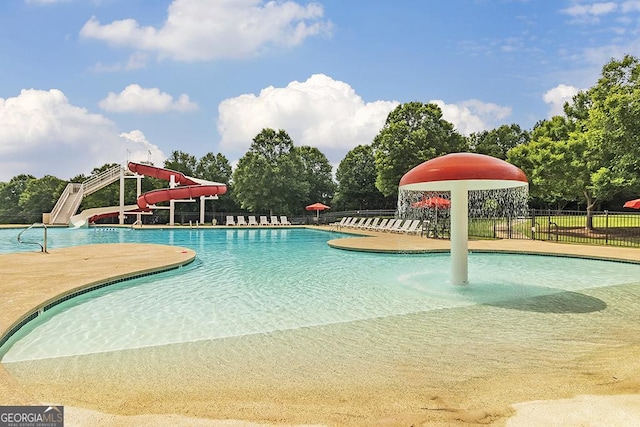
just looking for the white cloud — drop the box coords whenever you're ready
[79,0,333,62]
[562,2,618,18]
[543,84,581,116]
[561,1,640,24]
[120,130,167,166]
[0,89,166,181]
[622,0,640,13]
[88,53,149,73]
[430,99,512,135]
[99,84,198,113]
[217,74,398,161]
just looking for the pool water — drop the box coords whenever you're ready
[2,227,640,362]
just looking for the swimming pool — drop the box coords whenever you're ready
[2,226,640,363]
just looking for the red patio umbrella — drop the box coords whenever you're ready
[411,196,451,208]
[624,198,640,209]
[306,202,330,221]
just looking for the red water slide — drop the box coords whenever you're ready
[128,162,227,210]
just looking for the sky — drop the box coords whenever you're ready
[1,0,640,182]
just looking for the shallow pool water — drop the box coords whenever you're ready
[2,227,640,362]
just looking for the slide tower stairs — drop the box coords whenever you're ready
[46,165,123,225]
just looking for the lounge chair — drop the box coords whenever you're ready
[403,219,422,235]
[330,217,348,230]
[350,218,366,228]
[237,216,247,226]
[346,217,360,227]
[248,216,258,226]
[270,216,281,226]
[259,216,270,226]
[391,219,409,232]
[366,217,380,229]
[393,219,414,233]
[339,217,353,227]
[371,218,388,231]
[384,219,402,232]
[225,215,235,226]
[280,216,291,225]
[358,218,373,229]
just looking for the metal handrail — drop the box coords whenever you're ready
[82,165,122,196]
[17,223,48,253]
[131,219,142,228]
[48,183,77,223]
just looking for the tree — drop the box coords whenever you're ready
[164,150,197,175]
[469,124,529,160]
[334,145,393,210]
[232,128,309,214]
[530,116,575,142]
[372,102,468,197]
[195,153,232,183]
[18,175,66,217]
[507,116,579,211]
[507,137,584,211]
[195,152,238,212]
[296,145,335,205]
[0,174,36,223]
[564,55,640,227]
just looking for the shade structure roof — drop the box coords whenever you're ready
[399,152,528,191]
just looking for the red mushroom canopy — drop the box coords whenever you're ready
[399,153,528,191]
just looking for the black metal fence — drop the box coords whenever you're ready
[527,209,640,247]
[465,209,640,248]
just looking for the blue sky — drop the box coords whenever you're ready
[1,0,639,182]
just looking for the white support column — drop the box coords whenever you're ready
[136,175,142,224]
[200,195,205,224]
[119,166,125,225]
[450,182,469,285]
[169,175,176,226]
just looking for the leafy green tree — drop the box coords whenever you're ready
[469,124,529,160]
[232,128,309,214]
[18,175,66,217]
[195,152,238,212]
[508,116,579,211]
[334,145,393,210]
[530,116,575,142]
[195,153,232,183]
[564,55,640,227]
[0,174,36,223]
[164,150,197,175]
[297,145,335,205]
[507,137,584,210]
[372,102,468,197]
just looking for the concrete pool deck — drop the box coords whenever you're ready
[1,225,640,426]
[0,242,196,407]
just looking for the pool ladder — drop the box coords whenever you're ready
[17,223,48,253]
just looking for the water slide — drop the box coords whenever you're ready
[69,205,140,228]
[127,162,227,210]
[70,162,227,227]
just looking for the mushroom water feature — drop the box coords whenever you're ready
[399,153,528,285]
